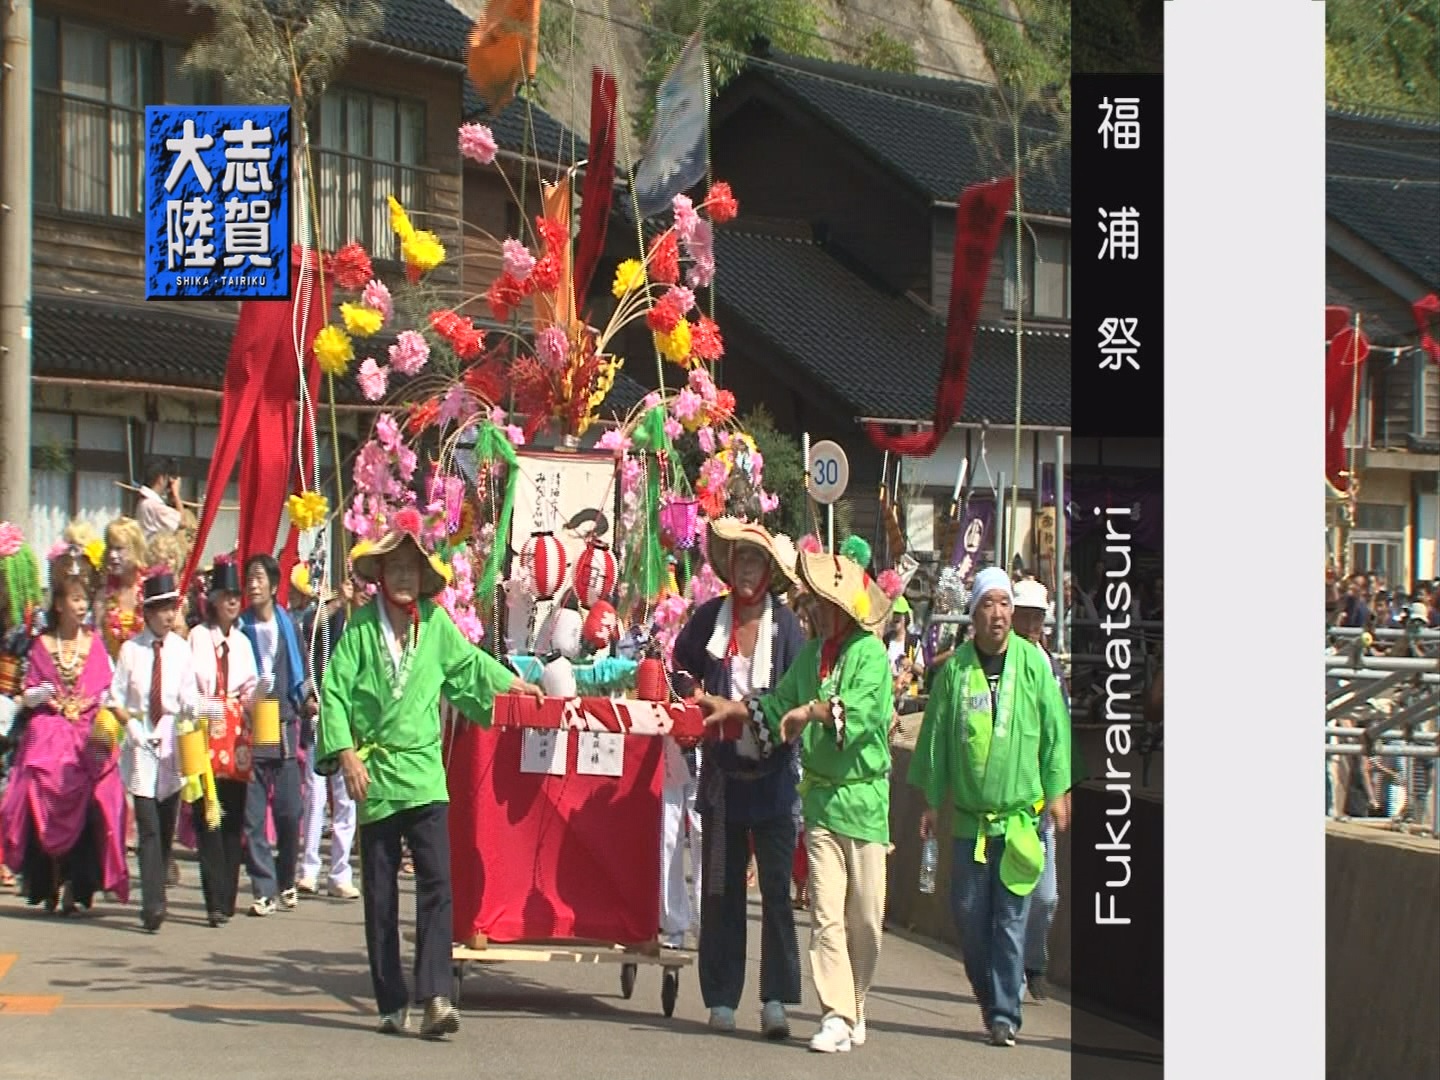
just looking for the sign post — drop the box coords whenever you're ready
[807,440,850,553]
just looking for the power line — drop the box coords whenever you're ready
[1327,138,1440,166]
[1327,173,1440,187]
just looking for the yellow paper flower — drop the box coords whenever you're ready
[402,229,446,273]
[83,539,105,569]
[612,259,645,298]
[314,324,354,376]
[286,490,330,531]
[852,589,871,622]
[654,320,692,364]
[387,195,414,241]
[340,302,384,338]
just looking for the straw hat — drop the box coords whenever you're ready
[349,517,451,600]
[796,536,892,636]
[706,518,799,595]
[290,562,315,599]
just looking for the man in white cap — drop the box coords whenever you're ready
[1010,579,1070,1003]
[908,566,1071,1048]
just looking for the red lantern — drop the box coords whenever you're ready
[636,656,668,702]
[582,599,620,651]
[573,538,618,607]
[521,531,568,601]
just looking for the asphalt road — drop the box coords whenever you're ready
[0,852,1149,1080]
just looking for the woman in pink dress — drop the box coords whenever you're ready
[0,546,128,912]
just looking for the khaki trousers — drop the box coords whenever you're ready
[806,826,887,1027]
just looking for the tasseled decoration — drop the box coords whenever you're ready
[623,406,672,603]
[474,420,519,621]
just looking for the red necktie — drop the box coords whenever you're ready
[149,638,165,722]
[217,639,230,698]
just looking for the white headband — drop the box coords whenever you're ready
[969,567,1013,614]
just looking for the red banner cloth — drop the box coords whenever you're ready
[180,250,328,597]
[865,175,1016,457]
[572,70,618,310]
[1414,293,1440,364]
[1325,305,1370,493]
[447,721,664,947]
[491,694,706,743]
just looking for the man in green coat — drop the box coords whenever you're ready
[909,567,1070,1049]
[700,536,897,1055]
[317,522,542,1038]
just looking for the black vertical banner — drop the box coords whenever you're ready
[1069,4,1164,1080]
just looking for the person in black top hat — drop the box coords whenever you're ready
[105,568,197,932]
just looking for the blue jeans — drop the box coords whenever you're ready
[950,834,1032,1032]
[244,757,301,900]
[1024,817,1058,975]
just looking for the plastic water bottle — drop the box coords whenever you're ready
[919,836,939,894]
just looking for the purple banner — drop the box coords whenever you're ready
[951,497,995,584]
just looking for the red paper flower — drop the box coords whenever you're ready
[711,388,736,422]
[332,242,374,290]
[531,254,562,293]
[648,232,680,285]
[464,355,509,406]
[698,486,726,519]
[690,315,724,362]
[705,181,739,224]
[394,507,423,537]
[535,215,568,256]
[645,294,684,334]
[428,310,485,360]
[486,272,526,321]
[407,397,441,435]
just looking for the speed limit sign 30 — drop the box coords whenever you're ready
[807,440,849,505]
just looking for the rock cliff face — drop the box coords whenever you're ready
[446,0,997,140]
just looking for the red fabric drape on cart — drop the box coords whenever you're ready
[180,249,329,598]
[571,70,618,310]
[1414,293,1440,364]
[447,718,663,947]
[1325,305,1370,494]
[865,175,1016,457]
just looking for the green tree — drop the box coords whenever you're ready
[850,29,919,76]
[742,406,809,540]
[1326,0,1440,116]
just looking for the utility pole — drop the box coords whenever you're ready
[0,0,33,530]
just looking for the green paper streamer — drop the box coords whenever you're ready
[0,545,42,631]
[474,422,519,621]
[625,406,672,603]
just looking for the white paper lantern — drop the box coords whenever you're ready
[573,539,618,607]
[521,531,568,601]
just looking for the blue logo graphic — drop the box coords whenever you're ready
[144,105,291,300]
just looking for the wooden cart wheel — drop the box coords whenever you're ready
[620,963,638,1000]
[661,968,679,1017]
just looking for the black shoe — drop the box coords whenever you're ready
[989,1020,1017,1047]
[1026,971,1049,1003]
[141,909,165,933]
[207,911,225,928]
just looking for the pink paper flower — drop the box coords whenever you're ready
[598,429,632,454]
[0,522,22,558]
[688,366,717,404]
[489,405,507,426]
[798,534,823,555]
[388,330,430,376]
[684,218,713,264]
[343,494,375,540]
[643,391,662,411]
[672,194,699,241]
[665,285,696,314]
[354,441,393,497]
[696,426,716,454]
[700,457,727,493]
[45,540,67,561]
[672,387,703,424]
[504,425,526,447]
[663,417,683,442]
[877,568,905,600]
[537,325,569,369]
[376,412,401,451]
[687,257,715,290]
[759,492,780,514]
[458,122,498,165]
[502,237,536,281]
[437,384,474,427]
[396,444,418,482]
[361,279,393,321]
[357,357,389,402]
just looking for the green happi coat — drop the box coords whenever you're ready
[757,629,893,846]
[318,599,514,826]
[909,633,1071,843]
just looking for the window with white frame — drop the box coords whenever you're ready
[29,413,133,580]
[1001,227,1071,321]
[1351,502,1407,590]
[315,88,427,261]
[33,15,203,220]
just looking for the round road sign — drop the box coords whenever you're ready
[808,440,850,506]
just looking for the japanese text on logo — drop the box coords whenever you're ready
[1097,97,1142,373]
[145,106,291,300]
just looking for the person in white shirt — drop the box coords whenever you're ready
[136,461,183,543]
[189,558,259,927]
[106,571,197,932]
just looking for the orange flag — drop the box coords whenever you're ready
[466,0,542,113]
[535,179,576,333]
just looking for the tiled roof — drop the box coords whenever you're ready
[369,0,473,63]
[712,230,1070,427]
[1327,109,1440,288]
[463,85,589,165]
[731,48,1070,214]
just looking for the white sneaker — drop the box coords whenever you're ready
[808,1014,852,1054]
[852,1018,867,1046]
[279,887,299,909]
[377,1008,409,1035]
[327,882,361,900]
[296,878,319,895]
[249,896,276,917]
